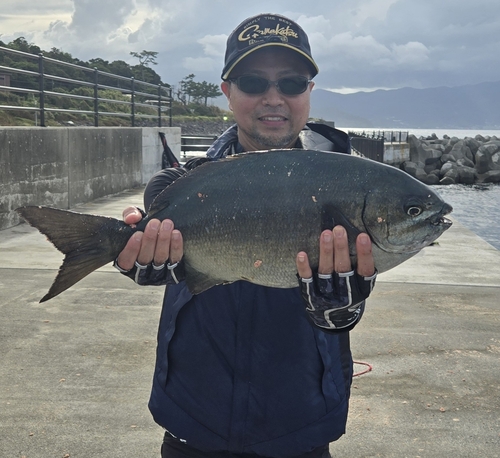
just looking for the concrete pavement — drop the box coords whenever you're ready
[1,187,499,458]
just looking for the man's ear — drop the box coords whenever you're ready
[221,81,233,111]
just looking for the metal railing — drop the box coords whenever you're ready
[349,134,384,162]
[181,135,217,154]
[0,45,172,127]
[349,130,409,143]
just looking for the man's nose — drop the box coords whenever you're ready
[262,83,285,105]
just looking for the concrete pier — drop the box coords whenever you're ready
[1,187,499,458]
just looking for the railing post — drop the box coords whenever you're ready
[158,84,162,127]
[38,53,45,127]
[93,68,99,127]
[131,77,135,127]
[169,86,173,127]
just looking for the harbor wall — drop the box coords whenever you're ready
[0,126,181,230]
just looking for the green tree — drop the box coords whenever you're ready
[88,57,110,72]
[177,75,222,106]
[47,47,78,64]
[109,60,133,78]
[194,81,223,106]
[9,37,41,55]
[178,74,196,105]
[129,50,158,80]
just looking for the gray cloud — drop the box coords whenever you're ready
[1,0,499,92]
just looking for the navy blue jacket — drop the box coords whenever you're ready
[147,124,358,456]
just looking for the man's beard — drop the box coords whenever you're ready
[247,128,297,150]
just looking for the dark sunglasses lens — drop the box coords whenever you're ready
[238,76,269,94]
[278,77,309,95]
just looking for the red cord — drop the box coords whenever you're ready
[353,361,373,377]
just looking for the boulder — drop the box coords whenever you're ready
[464,137,481,155]
[483,140,500,153]
[440,176,456,185]
[440,161,456,176]
[421,173,440,185]
[424,156,442,173]
[401,161,420,178]
[425,156,442,166]
[441,153,456,163]
[457,157,475,168]
[449,141,473,162]
[424,162,440,174]
[443,143,454,154]
[457,166,476,184]
[481,170,500,183]
[398,133,500,185]
[492,152,500,168]
[444,167,459,182]
[408,134,441,163]
[415,168,428,183]
[475,144,500,174]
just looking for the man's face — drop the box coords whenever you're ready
[221,47,314,152]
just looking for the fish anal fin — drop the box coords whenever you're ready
[184,265,231,295]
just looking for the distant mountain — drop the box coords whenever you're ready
[310,81,500,129]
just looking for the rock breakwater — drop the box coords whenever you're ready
[402,133,500,185]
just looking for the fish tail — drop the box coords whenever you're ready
[16,206,134,302]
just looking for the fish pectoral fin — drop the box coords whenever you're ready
[321,204,361,237]
[184,266,230,295]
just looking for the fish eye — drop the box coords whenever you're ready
[407,206,423,217]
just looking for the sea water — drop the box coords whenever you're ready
[432,184,500,250]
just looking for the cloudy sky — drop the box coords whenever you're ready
[1,0,499,94]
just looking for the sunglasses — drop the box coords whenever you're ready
[228,75,312,96]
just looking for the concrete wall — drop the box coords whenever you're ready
[383,142,410,166]
[0,126,181,230]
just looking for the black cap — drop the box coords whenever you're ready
[221,13,319,80]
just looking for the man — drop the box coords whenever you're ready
[115,13,376,458]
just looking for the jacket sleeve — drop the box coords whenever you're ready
[144,167,187,211]
[113,167,187,286]
[144,158,211,210]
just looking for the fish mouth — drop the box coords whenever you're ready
[427,203,453,228]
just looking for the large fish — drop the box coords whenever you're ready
[17,149,452,302]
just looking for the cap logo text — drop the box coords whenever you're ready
[238,24,299,45]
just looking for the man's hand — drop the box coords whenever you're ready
[114,206,184,286]
[296,226,377,331]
